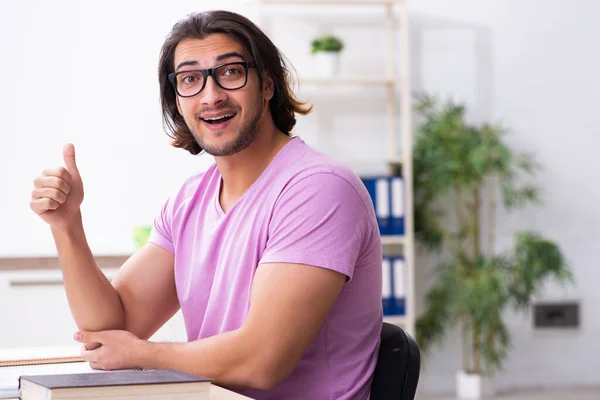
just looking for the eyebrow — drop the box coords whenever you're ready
[175,52,246,71]
[175,60,199,71]
[215,51,245,62]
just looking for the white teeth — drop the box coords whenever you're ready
[204,113,235,121]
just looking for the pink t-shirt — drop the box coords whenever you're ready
[148,136,383,400]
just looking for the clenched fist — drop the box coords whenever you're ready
[30,143,84,230]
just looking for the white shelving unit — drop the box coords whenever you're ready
[248,0,415,337]
[381,235,406,246]
[298,77,395,85]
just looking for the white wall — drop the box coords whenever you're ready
[0,0,241,256]
[1,0,599,395]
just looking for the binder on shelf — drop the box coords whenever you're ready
[381,256,393,316]
[389,176,405,236]
[360,176,391,235]
[391,256,406,315]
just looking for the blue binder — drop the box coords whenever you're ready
[389,176,405,236]
[361,176,391,235]
[391,256,406,315]
[382,256,393,315]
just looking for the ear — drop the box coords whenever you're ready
[262,75,275,102]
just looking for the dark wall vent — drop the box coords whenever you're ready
[534,302,579,328]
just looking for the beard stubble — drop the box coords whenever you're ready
[192,93,266,157]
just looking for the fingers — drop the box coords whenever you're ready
[80,348,104,370]
[30,197,61,214]
[89,361,104,370]
[32,172,71,201]
[34,173,71,193]
[79,340,109,371]
[80,344,90,358]
[31,187,68,203]
[84,341,102,351]
[78,336,102,365]
[41,167,73,186]
[81,346,94,362]
[30,174,71,214]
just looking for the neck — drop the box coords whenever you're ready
[215,118,291,208]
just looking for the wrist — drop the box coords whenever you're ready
[133,339,153,369]
[136,340,163,370]
[50,210,83,237]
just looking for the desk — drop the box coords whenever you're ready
[0,359,252,400]
[5,385,251,400]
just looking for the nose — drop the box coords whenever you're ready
[199,75,227,108]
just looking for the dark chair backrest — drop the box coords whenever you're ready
[370,322,421,400]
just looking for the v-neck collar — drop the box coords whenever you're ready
[213,136,300,217]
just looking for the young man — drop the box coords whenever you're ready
[29,10,383,400]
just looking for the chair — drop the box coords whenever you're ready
[370,322,421,400]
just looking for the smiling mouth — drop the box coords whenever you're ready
[201,113,237,124]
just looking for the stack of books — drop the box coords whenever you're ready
[0,346,211,399]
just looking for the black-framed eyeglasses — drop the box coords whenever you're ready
[168,61,257,98]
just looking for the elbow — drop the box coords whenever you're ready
[247,373,280,391]
[228,327,299,390]
[245,373,281,391]
[242,357,296,391]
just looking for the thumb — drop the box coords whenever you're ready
[62,143,79,174]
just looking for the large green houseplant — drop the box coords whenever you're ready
[411,93,573,397]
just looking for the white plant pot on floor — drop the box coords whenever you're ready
[311,52,340,78]
[456,370,495,399]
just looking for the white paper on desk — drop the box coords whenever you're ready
[0,361,102,399]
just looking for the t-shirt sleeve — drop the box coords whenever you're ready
[260,172,371,281]
[147,195,175,254]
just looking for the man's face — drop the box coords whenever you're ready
[173,34,270,157]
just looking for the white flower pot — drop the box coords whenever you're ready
[311,52,340,78]
[456,370,495,399]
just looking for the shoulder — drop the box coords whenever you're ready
[261,139,381,277]
[274,137,373,210]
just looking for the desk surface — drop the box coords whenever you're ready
[5,385,252,400]
[0,357,252,400]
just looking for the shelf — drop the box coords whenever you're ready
[261,0,400,5]
[298,77,395,86]
[383,315,406,326]
[381,235,405,245]
[253,0,415,338]
[335,157,403,165]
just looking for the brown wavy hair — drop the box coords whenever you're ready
[158,10,312,155]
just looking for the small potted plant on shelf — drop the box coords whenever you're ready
[412,93,574,399]
[310,34,344,78]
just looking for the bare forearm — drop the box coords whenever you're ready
[52,211,125,331]
[138,328,277,390]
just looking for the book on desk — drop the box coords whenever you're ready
[19,369,211,400]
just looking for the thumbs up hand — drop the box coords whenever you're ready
[30,143,85,230]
